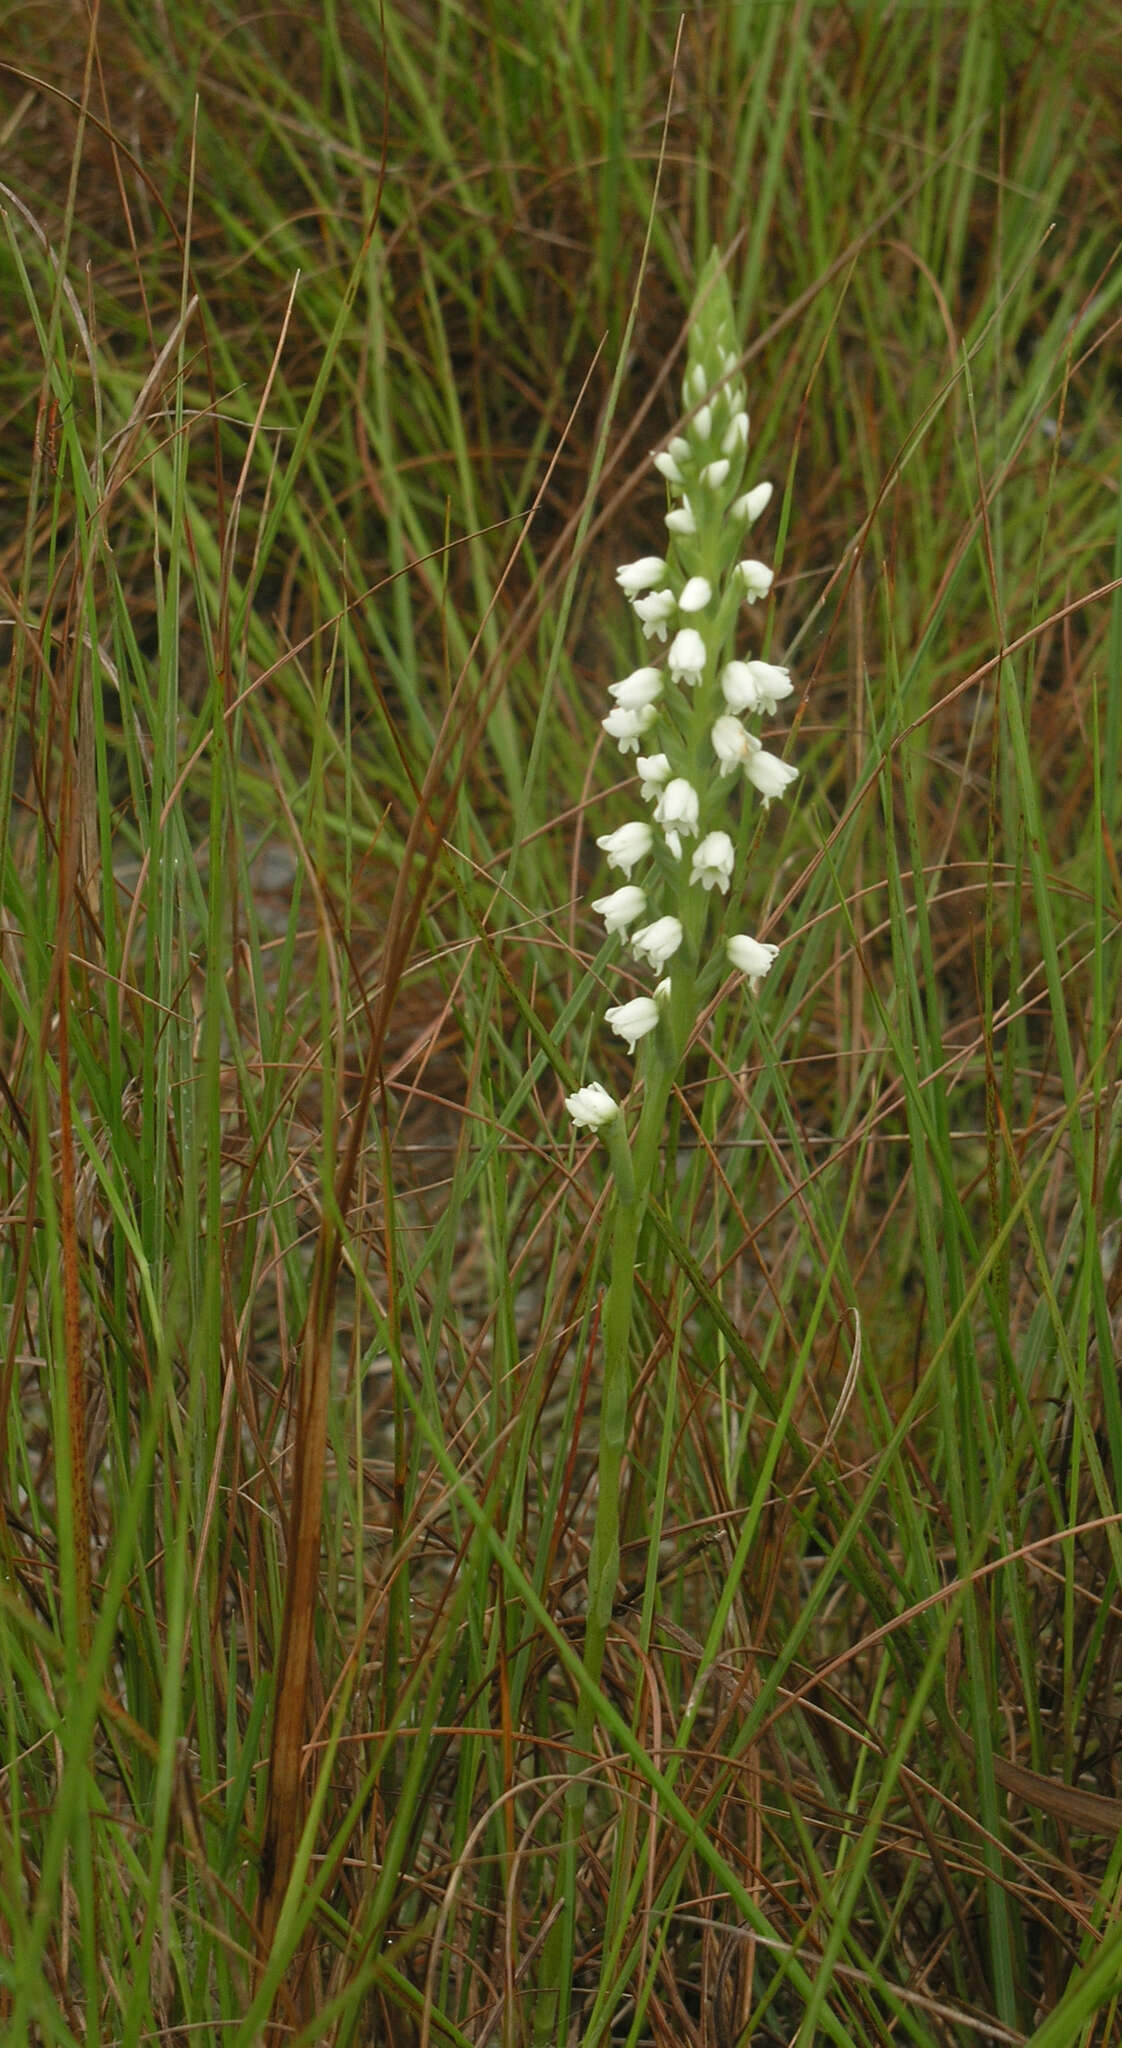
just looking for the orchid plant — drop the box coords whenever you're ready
[563,250,799,1716]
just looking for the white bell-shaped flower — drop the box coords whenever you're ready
[737,559,774,603]
[616,556,667,595]
[608,666,663,709]
[636,753,671,802]
[745,750,798,803]
[596,821,653,877]
[690,831,736,894]
[602,703,658,753]
[727,934,780,992]
[668,627,707,685]
[654,778,700,840]
[631,916,683,971]
[565,1083,620,1130]
[604,996,662,1053]
[711,714,759,774]
[591,884,647,933]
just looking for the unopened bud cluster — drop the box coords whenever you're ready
[565,257,798,1134]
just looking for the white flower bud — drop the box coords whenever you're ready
[590,884,647,933]
[738,480,773,524]
[684,362,708,404]
[652,449,684,485]
[631,916,683,971]
[604,996,662,1053]
[700,458,730,490]
[665,503,697,536]
[692,402,713,442]
[668,627,707,684]
[678,575,713,613]
[565,1083,620,1130]
[596,821,653,877]
[722,411,749,456]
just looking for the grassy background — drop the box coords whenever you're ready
[2,2,1122,2042]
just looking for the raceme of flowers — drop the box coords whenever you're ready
[564,257,798,1134]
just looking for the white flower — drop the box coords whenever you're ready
[692,402,713,442]
[700,458,730,490]
[722,411,749,456]
[608,666,663,709]
[746,750,799,803]
[605,996,662,1053]
[596,821,653,877]
[654,777,700,840]
[616,556,667,595]
[743,659,793,713]
[632,589,677,639]
[602,702,658,753]
[737,559,774,603]
[668,627,707,685]
[636,752,671,801]
[690,831,736,894]
[711,714,759,773]
[652,449,685,485]
[720,660,761,714]
[665,504,697,536]
[631,916,683,971]
[679,574,713,613]
[668,435,691,465]
[565,1082,620,1130]
[591,884,647,933]
[727,933,780,991]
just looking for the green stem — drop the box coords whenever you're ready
[537,1037,680,2046]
